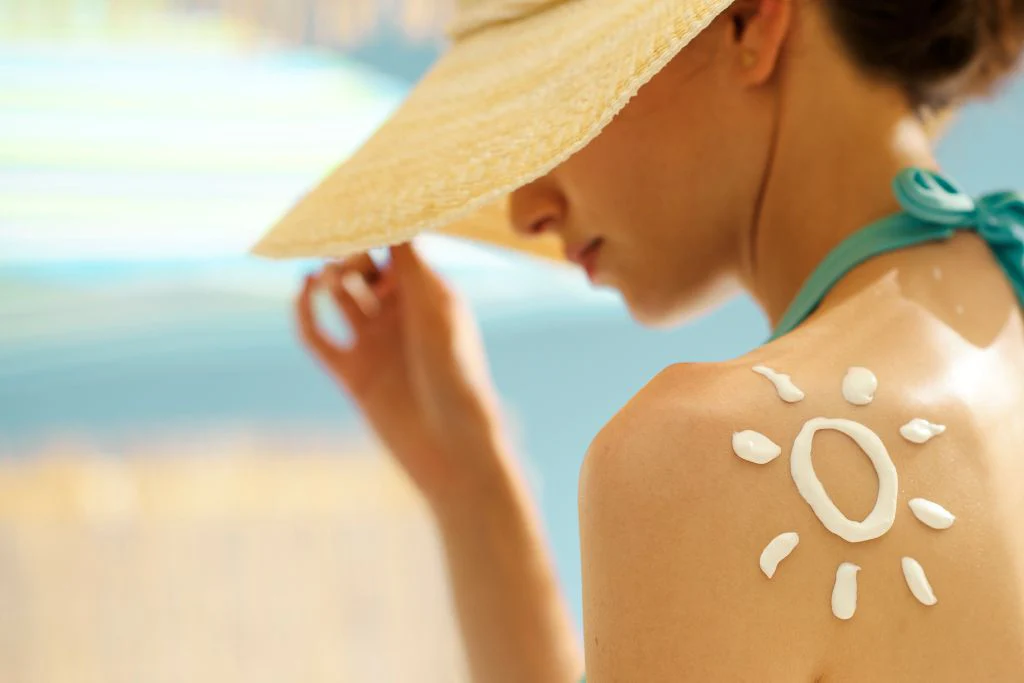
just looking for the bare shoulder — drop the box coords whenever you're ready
[579,319,936,680]
[579,359,830,680]
[580,354,817,507]
[580,360,755,508]
[579,308,1024,681]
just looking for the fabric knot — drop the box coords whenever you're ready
[893,167,977,226]
[974,191,1024,243]
[894,167,1024,237]
[893,167,1024,299]
[772,167,1024,340]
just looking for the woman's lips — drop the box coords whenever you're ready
[565,237,604,279]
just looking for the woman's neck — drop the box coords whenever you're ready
[749,114,939,327]
[740,12,941,328]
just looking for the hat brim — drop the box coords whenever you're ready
[251,0,733,261]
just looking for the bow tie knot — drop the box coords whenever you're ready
[768,167,1024,340]
[974,192,1024,246]
[894,167,1024,242]
[893,167,1024,298]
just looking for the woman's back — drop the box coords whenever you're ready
[580,232,1024,680]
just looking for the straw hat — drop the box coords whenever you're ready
[252,0,734,261]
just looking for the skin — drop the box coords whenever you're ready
[298,0,1024,680]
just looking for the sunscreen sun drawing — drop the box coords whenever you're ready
[732,366,954,620]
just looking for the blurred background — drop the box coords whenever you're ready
[0,1,1021,681]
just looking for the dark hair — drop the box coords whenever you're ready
[823,0,1024,109]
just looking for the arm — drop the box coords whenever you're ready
[434,447,582,683]
[296,244,581,682]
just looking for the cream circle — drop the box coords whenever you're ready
[790,417,899,543]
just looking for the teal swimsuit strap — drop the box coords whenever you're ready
[770,168,1024,341]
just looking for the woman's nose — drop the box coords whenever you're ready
[509,179,566,237]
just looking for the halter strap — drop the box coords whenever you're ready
[770,168,1024,341]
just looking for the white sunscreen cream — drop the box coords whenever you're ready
[842,367,877,406]
[744,365,952,619]
[752,366,805,403]
[908,498,956,530]
[900,418,946,444]
[791,418,898,543]
[759,532,800,579]
[732,431,782,465]
[832,563,860,620]
[902,557,938,606]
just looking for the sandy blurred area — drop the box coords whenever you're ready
[0,443,466,683]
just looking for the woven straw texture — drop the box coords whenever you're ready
[252,0,733,260]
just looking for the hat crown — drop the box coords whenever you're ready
[448,0,563,40]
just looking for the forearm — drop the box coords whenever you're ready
[432,450,582,683]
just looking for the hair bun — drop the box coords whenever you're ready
[970,0,1024,98]
[825,0,1024,109]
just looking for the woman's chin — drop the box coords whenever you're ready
[621,279,739,329]
[620,289,686,329]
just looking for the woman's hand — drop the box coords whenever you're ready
[296,242,509,511]
[299,243,583,682]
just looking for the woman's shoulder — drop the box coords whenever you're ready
[579,313,1024,679]
[581,359,761,499]
[578,357,837,678]
[579,354,817,542]
[579,313,946,542]
[580,340,851,496]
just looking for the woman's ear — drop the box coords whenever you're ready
[728,0,792,86]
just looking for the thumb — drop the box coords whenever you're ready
[390,241,448,306]
[389,240,459,327]
[389,241,427,281]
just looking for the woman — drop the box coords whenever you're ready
[256,0,1024,680]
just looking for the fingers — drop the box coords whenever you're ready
[324,254,383,325]
[389,241,416,266]
[389,242,426,280]
[326,252,380,286]
[296,252,392,361]
[387,242,472,364]
[295,273,348,370]
[389,241,450,308]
